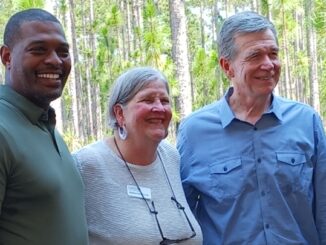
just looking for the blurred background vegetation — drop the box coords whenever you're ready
[0,0,325,150]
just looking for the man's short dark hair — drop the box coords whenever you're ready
[3,8,61,49]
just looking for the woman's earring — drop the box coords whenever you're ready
[118,125,128,140]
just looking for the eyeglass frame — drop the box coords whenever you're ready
[150,197,196,245]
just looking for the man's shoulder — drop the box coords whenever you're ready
[0,100,19,130]
[0,97,13,112]
[274,95,318,114]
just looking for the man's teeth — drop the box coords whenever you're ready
[38,74,60,79]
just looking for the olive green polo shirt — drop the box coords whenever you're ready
[0,85,88,245]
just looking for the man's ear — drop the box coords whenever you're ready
[0,45,11,69]
[219,57,234,79]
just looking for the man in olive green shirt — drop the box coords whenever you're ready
[0,8,88,245]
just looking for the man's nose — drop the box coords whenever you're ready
[260,56,274,70]
[45,51,62,65]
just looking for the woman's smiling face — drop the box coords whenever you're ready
[117,80,172,143]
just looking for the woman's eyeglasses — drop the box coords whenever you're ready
[150,197,196,245]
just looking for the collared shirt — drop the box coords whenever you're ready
[0,85,88,245]
[177,88,326,245]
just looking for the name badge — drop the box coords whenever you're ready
[127,185,152,200]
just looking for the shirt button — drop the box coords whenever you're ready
[254,127,257,131]
[223,166,228,172]
[291,158,295,164]
[265,224,270,229]
[257,158,261,163]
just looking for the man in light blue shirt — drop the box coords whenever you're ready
[177,11,326,245]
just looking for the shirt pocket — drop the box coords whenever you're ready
[209,157,244,200]
[275,152,311,194]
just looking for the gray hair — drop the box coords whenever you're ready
[108,66,170,129]
[218,11,277,61]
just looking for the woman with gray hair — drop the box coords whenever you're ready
[73,66,203,245]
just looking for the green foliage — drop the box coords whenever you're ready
[13,0,44,9]
[62,128,97,152]
[314,0,326,33]
[260,0,270,16]
[185,6,202,54]
[143,0,171,68]
[0,1,13,44]
[192,48,219,110]
[2,0,322,142]
[105,4,121,27]
[315,0,326,118]
[144,0,156,19]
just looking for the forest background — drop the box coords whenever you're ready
[0,0,325,151]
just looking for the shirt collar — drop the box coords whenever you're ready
[0,85,56,125]
[219,88,236,128]
[267,94,283,121]
[219,87,283,128]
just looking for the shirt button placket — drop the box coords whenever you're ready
[253,125,271,243]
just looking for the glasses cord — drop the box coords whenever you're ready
[113,137,179,204]
[113,137,196,238]
[113,137,155,213]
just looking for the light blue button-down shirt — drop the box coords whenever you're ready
[177,88,326,245]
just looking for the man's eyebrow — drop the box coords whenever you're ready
[28,40,70,48]
[247,45,279,54]
[245,49,260,57]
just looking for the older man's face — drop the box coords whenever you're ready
[222,29,281,99]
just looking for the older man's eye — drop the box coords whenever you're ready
[246,53,259,61]
[270,51,278,59]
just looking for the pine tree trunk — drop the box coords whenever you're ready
[68,0,84,143]
[89,0,102,139]
[280,2,291,99]
[200,1,205,49]
[169,0,192,118]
